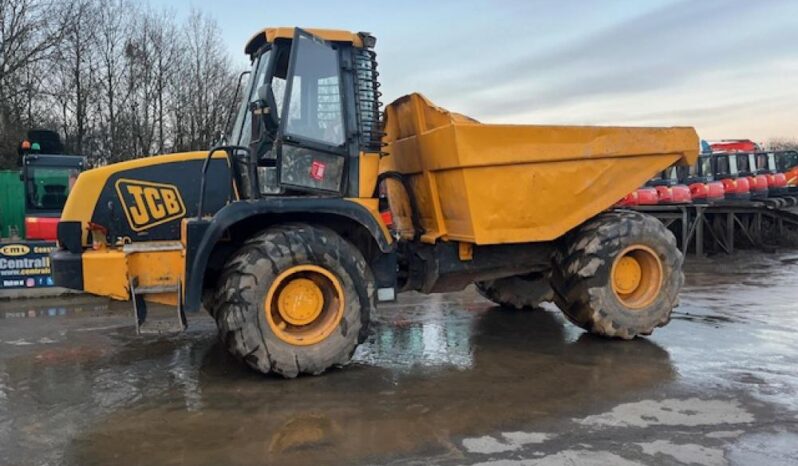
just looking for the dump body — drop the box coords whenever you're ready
[382,93,699,244]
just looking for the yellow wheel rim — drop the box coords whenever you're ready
[277,278,324,326]
[265,265,344,346]
[610,245,663,309]
[614,256,642,294]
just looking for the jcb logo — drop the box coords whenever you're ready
[0,244,31,257]
[115,179,186,232]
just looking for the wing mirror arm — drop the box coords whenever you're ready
[250,84,279,137]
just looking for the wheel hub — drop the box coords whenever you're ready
[611,245,664,309]
[264,265,345,346]
[277,278,324,326]
[613,256,642,294]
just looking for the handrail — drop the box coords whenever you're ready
[197,145,251,218]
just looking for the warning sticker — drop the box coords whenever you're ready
[310,161,326,181]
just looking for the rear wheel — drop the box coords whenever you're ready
[475,272,553,309]
[550,210,683,339]
[213,223,375,377]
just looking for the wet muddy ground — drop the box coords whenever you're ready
[1,252,798,465]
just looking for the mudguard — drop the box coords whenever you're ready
[183,197,394,313]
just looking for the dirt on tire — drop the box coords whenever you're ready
[212,223,375,377]
[550,210,683,339]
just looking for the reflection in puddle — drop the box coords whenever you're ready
[659,252,798,411]
[0,296,113,320]
[1,251,797,465]
[0,292,679,466]
[354,306,475,370]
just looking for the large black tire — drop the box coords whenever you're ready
[475,272,554,309]
[213,223,375,377]
[550,210,683,339]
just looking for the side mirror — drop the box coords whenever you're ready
[250,84,279,133]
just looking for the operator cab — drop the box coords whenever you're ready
[686,155,714,182]
[711,152,751,201]
[754,152,788,196]
[713,152,739,179]
[647,167,679,187]
[226,28,381,199]
[17,130,87,240]
[682,155,724,204]
[22,155,83,214]
[646,166,691,204]
[735,152,768,200]
[774,150,798,174]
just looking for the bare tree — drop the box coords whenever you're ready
[0,0,62,165]
[767,138,798,152]
[0,0,240,168]
[176,9,236,152]
[50,0,98,156]
[147,9,179,154]
[95,0,131,161]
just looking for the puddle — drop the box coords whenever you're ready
[0,251,797,465]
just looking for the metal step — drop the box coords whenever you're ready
[133,285,179,295]
[123,241,184,253]
[130,276,186,335]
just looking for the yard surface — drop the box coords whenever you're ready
[1,252,797,465]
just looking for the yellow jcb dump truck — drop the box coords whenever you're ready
[51,28,698,377]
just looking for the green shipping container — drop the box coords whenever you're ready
[0,170,25,239]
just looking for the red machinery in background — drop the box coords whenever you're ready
[647,167,692,204]
[616,187,659,207]
[734,152,769,200]
[709,139,760,153]
[754,152,788,196]
[710,152,751,201]
[772,151,798,192]
[679,155,725,203]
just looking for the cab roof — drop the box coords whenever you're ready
[244,27,372,55]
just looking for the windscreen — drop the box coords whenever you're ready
[775,152,798,172]
[666,166,678,181]
[736,154,750,173]
[701,157,712,176]
[729,155,739,174]
[755,153,773,172]
[716,156,730,175]
[26,166,79,211]
[283,35,345,147]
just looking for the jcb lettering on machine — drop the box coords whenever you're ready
[115,179,186,231]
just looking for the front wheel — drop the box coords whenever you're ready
[550,210,683,339]
[213,223,375,377]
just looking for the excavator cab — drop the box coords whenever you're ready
[754,152,788,196]
[711,152,751,201]
[681,155,724,204]
[735,152,769,200]
[646,167,691,204]
[774,150,798,192]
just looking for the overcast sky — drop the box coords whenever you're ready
[153,0,797,143]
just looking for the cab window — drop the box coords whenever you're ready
[283,35,345,147]
[736,154,749,172]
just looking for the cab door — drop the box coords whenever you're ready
[278,29,349,195]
